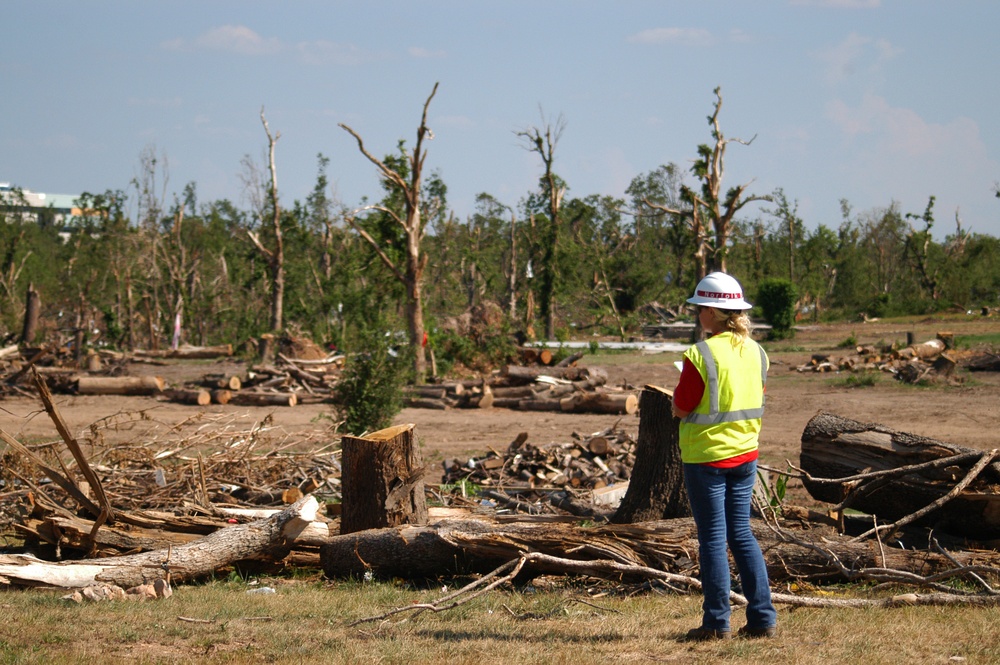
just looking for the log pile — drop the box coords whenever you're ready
[158,352,345,408]
[406,358,638,416]
[439,427,635,517]
[794,334,969,384]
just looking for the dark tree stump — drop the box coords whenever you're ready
[21,283,40,345]
[340,424,428,535]
[611,385,690,523]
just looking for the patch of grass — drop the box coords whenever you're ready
[0,579,998,664]
[836,333,858,348]
[955,332,1000,349]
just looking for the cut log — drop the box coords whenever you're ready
[163,388,211,406]
[340,424,428,535]
[612,385,690,523]
[404,397,449,410]
[457,385,493,409]
[319,516,997,582]
[500,365,605,384]
[211,389,232,405]
[561,391,638,415]
[404,385,448,400]
[200,374,242,391]
[227,391,298,407]
[134,344,234,360]
[799,412,1000,539]
[76,376,165,395]
[0,496,319,589]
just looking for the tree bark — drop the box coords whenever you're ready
[612,385,690,523]
[340,424,428,535]
[799,411,1000,539]
[560,391,638,415]
[21,283,40,345]
[227,391,297,407]
[319,516,996,582]
[76,376,165,395]
[163,388,211,406]
[0,496,319,589]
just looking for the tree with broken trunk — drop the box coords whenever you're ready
[648,88,770,283]
[240,108,286,334]
[516,111,567,341]
[339,83,442,383]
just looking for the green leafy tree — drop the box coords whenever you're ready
[756,278,798,339]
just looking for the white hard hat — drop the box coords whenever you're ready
[686,272,753,310]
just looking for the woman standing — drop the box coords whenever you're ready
[671,272,777,641]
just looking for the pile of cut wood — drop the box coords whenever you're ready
[405,351,639,416]
[794,333,973,384]
[439,427,635,516]
[163,352,345,408]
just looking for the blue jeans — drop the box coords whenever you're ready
[683,460,777,631]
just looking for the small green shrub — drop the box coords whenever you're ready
[335,326,409,436]
[831,372,880,388]
[756,278,798,340]
[837,333,858,348]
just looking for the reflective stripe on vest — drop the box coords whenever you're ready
[683,340,767,425]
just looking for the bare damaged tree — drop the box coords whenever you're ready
[689,87,771,276]
[241,108,285,333]
[517,111,566,340]
[339,83,439,383]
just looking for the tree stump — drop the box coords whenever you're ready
[611,385,690,523]
[21,283,40,345]
[340,424,428,535]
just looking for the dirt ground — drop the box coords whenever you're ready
[3,316,999,502]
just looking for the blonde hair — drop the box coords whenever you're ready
[708,307,753,347]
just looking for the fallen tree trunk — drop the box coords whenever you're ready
[76,376,165,395]
[799,412,1000,539]
[0,496,319,589]
[227,391,298,407]
[320,516,1000,582]
[163,388,211,406]
[560,391,638,415]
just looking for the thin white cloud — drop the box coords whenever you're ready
[816,32,900,85]
[161,25,282,56]
[627,27,713,47]
[828,93,979,157]
[409,46,446,59]
[826,94,997,224]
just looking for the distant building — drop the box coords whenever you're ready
[0,182,97,237]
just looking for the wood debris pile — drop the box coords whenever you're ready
[1,409,342,561]
[794,334,973,384]
[438,426,635,516]
[407,351,639,416]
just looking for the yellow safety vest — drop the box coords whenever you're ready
[679,332,768,464]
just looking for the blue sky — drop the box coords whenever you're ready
[4,1,998,238]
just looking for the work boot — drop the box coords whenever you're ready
[738,625,777,638]
[684,627,732,641]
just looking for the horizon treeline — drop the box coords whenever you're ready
[2,153,996,361]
